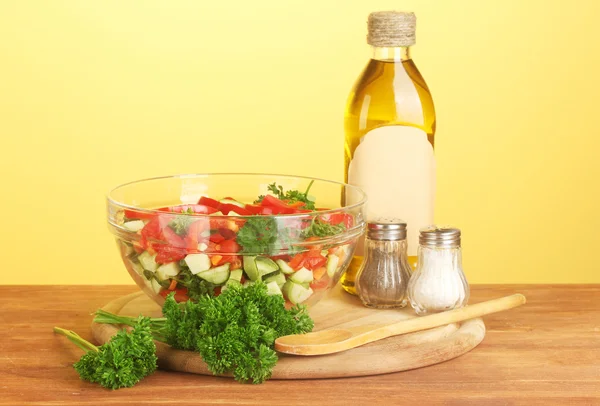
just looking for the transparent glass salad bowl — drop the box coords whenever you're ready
[107,173,366,308]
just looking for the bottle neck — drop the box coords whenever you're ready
[371,46,411,62]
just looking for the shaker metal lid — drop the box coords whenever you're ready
[419,225,461,248]
[367,218,407,240]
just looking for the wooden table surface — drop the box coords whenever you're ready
[1,285,599,405]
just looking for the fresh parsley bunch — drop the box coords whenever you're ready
[54,317,157,390]
[93,281,314,384]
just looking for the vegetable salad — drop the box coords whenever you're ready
[119,182,355,305]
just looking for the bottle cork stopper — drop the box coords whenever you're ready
[367,11,416,47]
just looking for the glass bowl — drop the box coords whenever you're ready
[107,173,366,308]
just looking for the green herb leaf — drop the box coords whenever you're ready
[168,210,195,236]
[55,317,158,390]
[255,181,316,210]
[93,282,314,384]
[301,217,346,239]
[236,217,279,254]
[173,266,216,301]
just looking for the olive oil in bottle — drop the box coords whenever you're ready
[341,11,436,295]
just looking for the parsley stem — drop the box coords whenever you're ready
[304,180,315,196]
[93,310,168,343]
[54,327,100,353]
[94,310,166,329]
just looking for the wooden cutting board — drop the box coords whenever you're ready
[91,286,485,379]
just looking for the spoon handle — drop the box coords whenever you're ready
[359,294,527,346]
[276,293,526,355]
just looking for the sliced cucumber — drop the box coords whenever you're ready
[255,257,279,274]
[123,220,145,232]
[266,281,283,296]
[219,198,245,208]
[150,278,162,294]
[264,272,286,288]
[156,262,180,280]
[243,256,260,281]
[275,259,295,275]
[196,263,230,284]
[138,251,158,272]
[128,259,144,276]
[261,270,280,281]
[184,253,211,275]
[228,269,243,283]
[283,281,313,304]
[290,267,314,284]
[326,254,340,278]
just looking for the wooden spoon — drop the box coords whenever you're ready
[275,293,526,356]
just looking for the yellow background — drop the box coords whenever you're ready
[1,0,598,284]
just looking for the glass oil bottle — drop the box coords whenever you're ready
[341,11,436,295]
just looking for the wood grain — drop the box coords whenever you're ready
[91,285,485,376]
[1,285,599,405]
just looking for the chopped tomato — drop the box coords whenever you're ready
[124,209,155,220]
[197,196,221,209]
[209,218,241,232]
[288,253,306,270]
[244,204,264,215]
[322,212,354,228]
[302,255,327,270]
[155,245,187,264]
[162,226,187,248]
[214,286,222,297]
[159,287,189,302]
[268,206,297,215]
[184,220,209,250]
[260,195,290,209]
[209,233,225,244]
[219,203,251,216]
[140,218,162,249]
[313,266,327,281]
[206,240,220,252]
[219,239,241,253]
[218,228,237,240]
[306,247,324,256]
[310,278,329,290]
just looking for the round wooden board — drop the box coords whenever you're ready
[91,286,486,379]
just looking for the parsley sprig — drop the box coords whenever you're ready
[54,317,157,390]
[256,181,316,210]
[93,282,314,384]
[301,217,347,239]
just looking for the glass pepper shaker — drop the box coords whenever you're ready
[407,226,470,315]
[355,219,411,309]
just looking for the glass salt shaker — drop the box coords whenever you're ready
[407,226,470,315]
[355,219,411,309]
